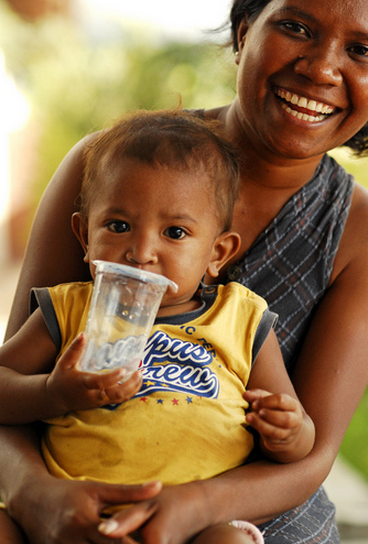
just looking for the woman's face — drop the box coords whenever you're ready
[235,0,368,160]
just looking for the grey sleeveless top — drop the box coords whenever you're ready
[225,153,354,374]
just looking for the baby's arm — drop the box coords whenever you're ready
[245,330,315,464]
[0,309,142,424]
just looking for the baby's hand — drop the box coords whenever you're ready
[46,333,143,415]
[243,388,307,458]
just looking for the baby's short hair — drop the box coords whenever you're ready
[81,108,240,232]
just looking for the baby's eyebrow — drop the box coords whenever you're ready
[162,212,198,224]
[104,206,128,216]
[351,30,368,42]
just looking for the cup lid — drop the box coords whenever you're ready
[93,260,178,293]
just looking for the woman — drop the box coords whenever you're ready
[1,0,368,542]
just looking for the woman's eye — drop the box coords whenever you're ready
[280,21,309,37]
[164,226,186,240]
[106,221,130,233]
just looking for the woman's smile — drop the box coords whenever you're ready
[275,87,336,123]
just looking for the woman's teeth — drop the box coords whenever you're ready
[276,88,335,122]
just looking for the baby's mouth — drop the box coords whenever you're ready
[275,88,336,122]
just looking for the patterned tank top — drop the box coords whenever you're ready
[225,153,354,373]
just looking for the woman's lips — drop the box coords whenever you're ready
[276,87,336,122]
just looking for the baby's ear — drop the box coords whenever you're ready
[206,231,241,278]
[71,212,90,263]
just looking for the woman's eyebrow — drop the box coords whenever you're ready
[274,6,317,22]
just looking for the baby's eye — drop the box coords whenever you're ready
[164,226,186,240]
[106,221,130,233]
[348,44,368,58]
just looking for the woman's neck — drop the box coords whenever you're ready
[205,100,326,262]
[217,100,324,190]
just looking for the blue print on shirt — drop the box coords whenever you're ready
[138,330,218,397]
[104,330,218,410]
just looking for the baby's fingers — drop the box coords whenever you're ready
[246,407,300,433]
[83,367,127,390]
[81,369,143,405]
[250,392,301,414]
[243,388,271,404]
[246,412,297,448]
[105,370,143,403]
[56,332,87,371]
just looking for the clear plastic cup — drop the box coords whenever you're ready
[79,260,178,375]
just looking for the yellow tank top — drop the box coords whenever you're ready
[36,281,274,485]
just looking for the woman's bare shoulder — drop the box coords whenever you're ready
[4,133,103,338]
[203,105,230,121]
[331,179,368,283]
[350,179,368,211]
[49,131,101,186]
[344,181,368,241]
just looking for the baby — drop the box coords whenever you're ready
[0,109,314,544]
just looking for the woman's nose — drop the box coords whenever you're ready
[294,43,343,87]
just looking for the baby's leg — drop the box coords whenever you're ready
[192,522,263,544]
[0,510,27,544]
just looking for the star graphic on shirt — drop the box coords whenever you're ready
[186,397,193,404]
[144,380,156,387]
[156,399,164,404]
[140,397,148,403]
[172,398,179,405]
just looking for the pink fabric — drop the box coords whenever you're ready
[230,520,264,544]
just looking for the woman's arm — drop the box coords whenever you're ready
[5,136,92,341]
[95,184,368,543]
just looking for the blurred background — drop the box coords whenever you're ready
[0,1,367,537]
[0,0,236,265]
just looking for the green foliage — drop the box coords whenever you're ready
[339,390,368,483]
[329,148,368,190]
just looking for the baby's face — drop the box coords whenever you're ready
[82,158,224,315]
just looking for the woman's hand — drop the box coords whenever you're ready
[98,481,213,544]
[46,333,143,414]
[7,475,162,544]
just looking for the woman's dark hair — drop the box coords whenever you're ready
[229,0,272,52]
[228,0,368,155]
